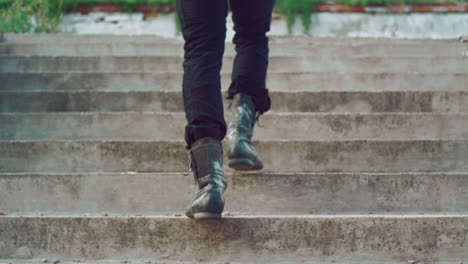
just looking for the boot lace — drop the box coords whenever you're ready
[184,150,201,186]
[254,111,264,127]
[184,151,193,177]
[228,100,264,128]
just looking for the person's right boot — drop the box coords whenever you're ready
[227,93,263,171]
[185,137,227,220]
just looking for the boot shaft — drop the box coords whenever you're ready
[189,137,226,188]
[226,93,264,171]
[228,93,257,138]
[186,137,227,219]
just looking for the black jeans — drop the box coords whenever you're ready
[176,0,276,147]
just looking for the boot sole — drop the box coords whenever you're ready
[228,158,263,171]
[194,212,222,220]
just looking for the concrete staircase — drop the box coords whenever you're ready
[1,34,468,263]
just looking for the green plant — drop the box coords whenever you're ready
[0,0,65,33]
[111,0,176,12]
[0,1,34,32]
[276,0,317,34]
[61,0,107,10]
[113,0,138,11]
[275,0,466,34]
[2,0,466,34]
[174,11,180,34]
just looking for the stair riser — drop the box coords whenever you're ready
[1,173,468,215]
[2,113,468,141]
[3,34,468,263]
[1,43,466,57]
[2,56,467,73]
[2,91,466,113]
[2,72,467,92]
[1,141,466,173]
[2,33,461,44]
[1,216,467,261]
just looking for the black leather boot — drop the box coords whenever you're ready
[227,93,263,171]
[185,137,227,219]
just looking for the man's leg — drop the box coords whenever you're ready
[176,0,228,148]
[227,0,276,113]
[226,0,276,170]
[176,0,228,219]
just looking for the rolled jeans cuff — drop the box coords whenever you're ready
[227,81,271,114]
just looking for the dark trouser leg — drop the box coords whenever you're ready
[176,0,228,148]
[225,0,276,171]
[227,0,276,114]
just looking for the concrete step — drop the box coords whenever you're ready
[2,91,467,113]
[0,34,181,43]
[2,33,462,44]
[1,140,466,173]
[0,260,442,264]
[1,42,467,57]
[0,215,467,261]
[2,72,468,92]
[1,172,468,215]
[0,260,441,264]
[2,56,467,74]
[2,112,468,141]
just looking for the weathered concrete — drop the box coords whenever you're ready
[1,56,467,74]
[0,140,467,173]
[299,13,468,39]
[1,260,448,264]
[2,112,468,141]
[2,72,468,92]
[0,216,467,261]
[1,42,467,57]
[2,36,468,262]
[3,33,461,44]
[2,91,467,113]
[1,172,468,215]
[1,260,451,264]
[56,12,468,39]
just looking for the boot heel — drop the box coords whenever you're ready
[228,158,256,171]
[227,93,264,171]
[185,137,227,221]
[194,212,222,220]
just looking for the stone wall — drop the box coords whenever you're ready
[60,12,468,39]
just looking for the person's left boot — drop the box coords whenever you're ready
[185,137,227,220]
[227,93,263,171]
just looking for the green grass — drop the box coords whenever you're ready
[1,0,466,33]
[0,0,65,33]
